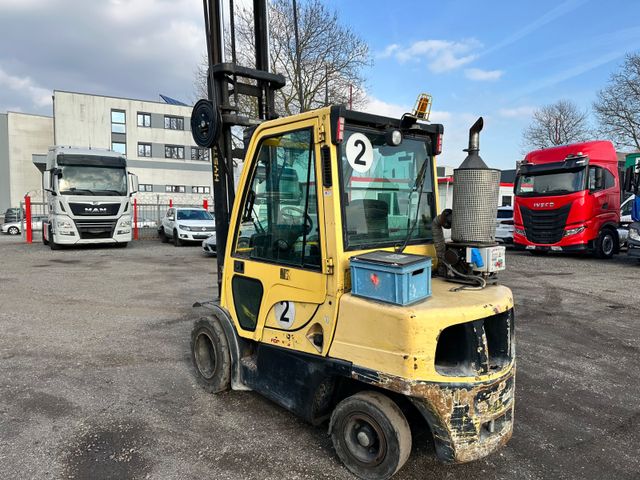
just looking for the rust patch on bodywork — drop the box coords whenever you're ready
[352,367,515,463]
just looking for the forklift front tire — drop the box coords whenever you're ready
[190,317,231,393]
[330,391,412,480]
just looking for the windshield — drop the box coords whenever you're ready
[177,209,213,221]
[515,168,586,197]
[340,128,435,250]
[59,166,127,196]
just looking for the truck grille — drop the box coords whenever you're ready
[74,219,116,239]
[435,309,514,377]
[519,204,572,244]
[69,203,121,216]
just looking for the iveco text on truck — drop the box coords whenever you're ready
[514,141,621,258]
[42,146,138,249]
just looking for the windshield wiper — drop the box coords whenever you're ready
[395,158,430,253]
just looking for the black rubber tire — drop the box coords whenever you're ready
[173,230,183,247]
[529,250,548,256]
[330,391,412,480]
[7,226,19,235]
[42,223,49,245]
[115,242,128,248]
[49,226,61,250]
[159,227,169,243]
[190,317,231,393]
[595,229,615,259]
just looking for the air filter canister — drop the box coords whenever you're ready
[451,168,500,243]
[450,117,501,244]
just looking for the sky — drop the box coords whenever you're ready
[1,0,640,169]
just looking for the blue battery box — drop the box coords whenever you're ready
[350,250,432,306]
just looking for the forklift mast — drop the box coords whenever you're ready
[193,0,285,293]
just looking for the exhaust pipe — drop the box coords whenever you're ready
[459,117,488,170]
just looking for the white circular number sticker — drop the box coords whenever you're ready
[346,132,374,173]
[274,301,296,329]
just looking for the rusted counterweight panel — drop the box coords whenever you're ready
[353,367,515,463]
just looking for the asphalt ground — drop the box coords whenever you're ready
[0,233,639,480]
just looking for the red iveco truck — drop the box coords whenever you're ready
[514,140,620,258]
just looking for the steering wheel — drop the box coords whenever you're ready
[280,205,313,235]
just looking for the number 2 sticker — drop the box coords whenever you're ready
[274,301,296,329]
[346,133,373,173]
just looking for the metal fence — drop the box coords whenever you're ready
[13,196,211,243]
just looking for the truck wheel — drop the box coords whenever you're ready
[49,226,61,250]
[595,229,615,259]
[159,227,169,243]
[7,226,19,235]
[115,242,128,248]
[42,223,49,245]
[190,317,231,393]
[330,391,412,480]
[173,230,183,247]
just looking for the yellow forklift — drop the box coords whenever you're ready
[189,2,515,478]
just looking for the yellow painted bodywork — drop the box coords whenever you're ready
[220,106,514,384]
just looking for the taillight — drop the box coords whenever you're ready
[336,117,345,143]
[435,133,443,155]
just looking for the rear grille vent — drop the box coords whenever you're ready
[435,309,514,377]
[520,204,571,244]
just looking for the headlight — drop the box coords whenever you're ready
[119,216,131,228]
[564,226,585,237]
[178,224,191,231]
[630,228,640,241]
[56,217,73,229]
[514,227,525,236]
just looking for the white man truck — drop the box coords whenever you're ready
[41,146,138,249]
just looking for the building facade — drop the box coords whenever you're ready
[53,91,213,204]
[0,112,54,212]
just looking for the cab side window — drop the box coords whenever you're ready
[234,128,321,269]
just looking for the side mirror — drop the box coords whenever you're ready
[128,172,139,196]
[51,167,62,177]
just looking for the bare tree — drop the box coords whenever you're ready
[522,100,592,150]
[194,0,371,116]
[593,53,640,151]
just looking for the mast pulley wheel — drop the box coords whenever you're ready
[191,99,222,148]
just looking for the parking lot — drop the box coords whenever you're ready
[0,234,638,480]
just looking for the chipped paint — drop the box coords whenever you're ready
[353,366,515,463]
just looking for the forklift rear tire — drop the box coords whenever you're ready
[190,317,231,393]
[330,391,412,480]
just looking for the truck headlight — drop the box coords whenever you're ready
[514,227,525,236]
[630,227,640,241]
[56,217,73,229]
[179,224,191,231]
[119,216,131,228]
[564,226,585,237]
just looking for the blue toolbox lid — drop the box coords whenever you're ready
[351,250,430,267]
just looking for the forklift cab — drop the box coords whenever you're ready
[194,106,515,479]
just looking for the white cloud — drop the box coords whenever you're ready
[382,38,482,73]
[498,106,536,118]
[364,95,410,118]
[465,68,504,81]
[0,67,51,107]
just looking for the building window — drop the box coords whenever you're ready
[112,142,126,155]
[164,115,184,130]
[192,186,211,194]
[139,184,153,192]
[137,112,151,128]
[501,195,512,207]
[138,143,152,157]
[165,145,184,159]
[191,147,210,161]
[165,185,185,193]
[111,110,126,134]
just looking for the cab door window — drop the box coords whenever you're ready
[235,128,321,268]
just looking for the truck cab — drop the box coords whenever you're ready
[514,141,620,258]
[41,146,138,249]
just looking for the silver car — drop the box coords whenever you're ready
[1,215,46,235]
[496,206,514,244]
